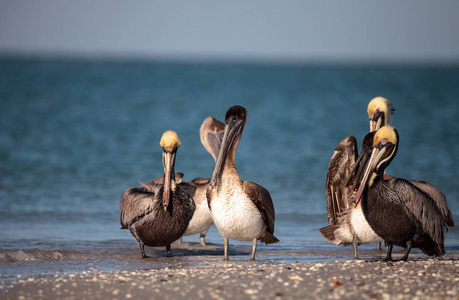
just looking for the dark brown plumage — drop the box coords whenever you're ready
[320,97,395,257]
[119,131,195,258]
[354,126,451,261]
[325,136,358,226]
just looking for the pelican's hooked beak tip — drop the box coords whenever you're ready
[163,206,168,212]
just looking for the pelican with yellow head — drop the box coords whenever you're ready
[320,97,394,258]
[120,130,195,258]
[353,126,451,261]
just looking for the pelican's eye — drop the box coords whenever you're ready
[381,139,387,146]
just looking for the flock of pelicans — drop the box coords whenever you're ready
[119,98,454,262]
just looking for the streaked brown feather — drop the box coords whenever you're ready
[243,180,276,235]
[390,178,446,250]
[325,136,358,225]
[408,179,454,227]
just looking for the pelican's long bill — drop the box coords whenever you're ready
[354,128,397,206]
[345,131,376,190]
[209,114,244,189]
[369,116,383,133]
[162,147,177,211]
[345,146,368,189]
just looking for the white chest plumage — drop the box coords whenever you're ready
[211,184,263,241]
[183,198,213,236]
[333,204,382,244]
[350,205,382,243]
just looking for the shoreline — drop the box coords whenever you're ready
[1,251,458,299]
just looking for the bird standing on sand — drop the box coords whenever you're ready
[353,126,451,261]
[320,97,453,259]
[319,97,394,258]
[176,116,225,246]
[206,105,279,260]
[119,131,195,258]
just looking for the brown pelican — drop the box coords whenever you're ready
[176,116,225,246]
[354,126,450,261]
[119,131,195,258]
[206,105,279,260]
[368,98,453,224]
[367,97,453,226]
[319,97,395,258]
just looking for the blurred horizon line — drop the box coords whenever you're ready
[1,50,459,67]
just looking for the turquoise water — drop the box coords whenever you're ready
[0,57,458,278]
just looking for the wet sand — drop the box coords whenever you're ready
[1,246,458,300]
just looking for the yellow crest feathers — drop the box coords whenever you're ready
[367,97,392,119]
[160,130,181,152]
[374,126,397,147]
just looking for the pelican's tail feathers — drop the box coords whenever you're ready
[259,231,279,245]
[319,225,340,244]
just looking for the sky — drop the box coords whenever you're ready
[1,0,458,63]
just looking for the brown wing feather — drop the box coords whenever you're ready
[200,116,225,161]
[179,178,210,207]
[408,180,454,227]
[326,136,358,225]
[243,181,276,234]
[191,177,211,185]
[149,172,184,185]
[119,185,159,229]
[392,178,446,249]
[177,181,198,198]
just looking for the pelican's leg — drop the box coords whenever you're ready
[200,234,206,246]
[401,241,412,261]
[251,238,257,260]
[352,235,359,259]
[384,243,393,261]
[166,244,172,258]
[140,242,149,258]
[224,238,229,260]
[376,241,382,251]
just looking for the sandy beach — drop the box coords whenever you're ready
[1,247,458,300]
